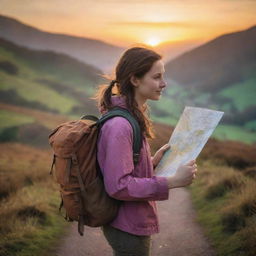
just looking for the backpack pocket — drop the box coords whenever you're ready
[60,188,81,221]
[82,175,120,227]
[53,157,79,187]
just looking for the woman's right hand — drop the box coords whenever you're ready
[167,160,197,189]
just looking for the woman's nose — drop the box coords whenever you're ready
[160,79,167,88]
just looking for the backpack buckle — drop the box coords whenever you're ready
[71,154,78,164]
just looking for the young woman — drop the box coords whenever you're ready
[94,46,197,256]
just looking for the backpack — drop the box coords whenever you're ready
[48,107,142,236]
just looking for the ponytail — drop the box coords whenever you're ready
[102,80,118,107]
[92,79,119,112]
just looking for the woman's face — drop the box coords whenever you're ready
[131,59,167,105]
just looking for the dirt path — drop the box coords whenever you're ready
[54,188,215,256]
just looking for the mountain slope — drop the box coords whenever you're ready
[154,25,256,135]
[0,14,124,72]
[165,25,256,92]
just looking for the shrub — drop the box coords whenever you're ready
[0,61,19,75]
[0,123,51,148]
[0,126,19,142]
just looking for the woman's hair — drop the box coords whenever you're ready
[93,46,162,139]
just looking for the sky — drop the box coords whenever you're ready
[0,0,256,47]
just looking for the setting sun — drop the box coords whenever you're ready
[145,37,161,47]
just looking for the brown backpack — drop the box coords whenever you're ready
[48,107,142,236]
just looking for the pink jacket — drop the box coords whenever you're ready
[97,95,169,236]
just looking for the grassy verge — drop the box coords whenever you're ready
[189,161,256,256]
[0,143,69,256]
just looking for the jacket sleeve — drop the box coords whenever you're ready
[97,117,169,201]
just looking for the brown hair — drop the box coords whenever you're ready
[93,46,162,139]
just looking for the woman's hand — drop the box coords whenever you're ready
[152,144,171,169]
[167,159,198,189]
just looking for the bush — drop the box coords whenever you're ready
[0,126,19,142]
[0,61,19,75]
[0,123,51,148]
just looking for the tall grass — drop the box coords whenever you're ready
[190,161,256,256]
[0,143,68,256]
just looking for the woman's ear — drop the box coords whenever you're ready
[130,75,139,87]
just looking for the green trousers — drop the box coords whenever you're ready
[101,224,152,256]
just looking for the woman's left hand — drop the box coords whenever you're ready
[152,144,171,169]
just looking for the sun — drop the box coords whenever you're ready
[145,37,161,47]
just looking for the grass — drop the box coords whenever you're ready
[212,124,256,144]
[0,184,69,256]
[0,110,34,130]
[189,161,256,256]
[218,77,256,112]
[0,71,77,114]
[0,103,70,130]
[0,121,255,255]
[245,120,256,132]
[0,44,100,115]
[0,143,69,256]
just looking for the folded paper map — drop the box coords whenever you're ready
[155,106,224,177]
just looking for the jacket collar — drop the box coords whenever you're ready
[99,95,128,114]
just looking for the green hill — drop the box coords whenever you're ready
[0,37,102,116]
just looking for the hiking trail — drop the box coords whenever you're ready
[54,188,215,256]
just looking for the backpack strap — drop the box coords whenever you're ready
[97,107,142,165]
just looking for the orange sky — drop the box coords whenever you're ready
[1,0,256,47]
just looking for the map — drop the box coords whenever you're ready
[155,106,224,177]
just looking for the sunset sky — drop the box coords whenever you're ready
[1,0,256,47]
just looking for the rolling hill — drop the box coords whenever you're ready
[0,37,102,116]
[165,25,256,92]
[0,14,124,72]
